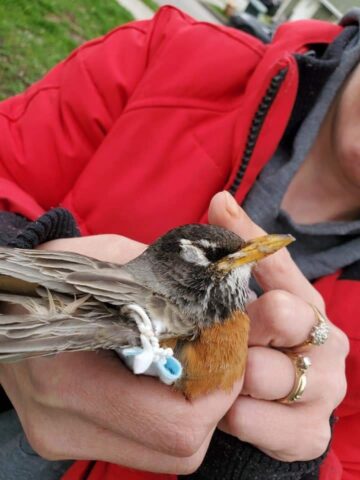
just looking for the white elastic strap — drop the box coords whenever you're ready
[121,304,174,372]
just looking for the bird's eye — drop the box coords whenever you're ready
[203,247,231,262]
[179,239,234,266]
[190,239,231,262]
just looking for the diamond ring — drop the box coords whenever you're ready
[301,304,330,347]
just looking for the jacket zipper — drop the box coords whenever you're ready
[229,67,288,195]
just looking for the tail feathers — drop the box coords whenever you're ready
[0,292,139,362]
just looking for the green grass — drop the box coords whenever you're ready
[210,4,226,16]
[142,0,159,11]
[0,0,134,100]
[204,3,227,22]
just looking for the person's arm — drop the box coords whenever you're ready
[0,16,151,215]
[0,212,243,475]
[0,8,235,473]
[0,200,348,478]
[0,7,188,220]
[185,192,348,480]
[317,263,360,480]
[0,6,348,476]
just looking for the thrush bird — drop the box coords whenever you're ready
[0,224,292,398]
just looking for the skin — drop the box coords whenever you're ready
[0,58,357,474]
[0,234,244,474]
[0,192,349,472]
[212,192,348,462]
[282,61,360,223]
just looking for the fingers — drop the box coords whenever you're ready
[219,397,332,462]
[241,325,348,408]
[81,354,242,456]
[39,234,147,264]
[22,351,242,457]
[21,399,212,475]
[209,191,349,462]
[2,353,224,474]
[247,290,319,348]
[208,192,323,308]
[242,347,296,400]
[242,345,342,406]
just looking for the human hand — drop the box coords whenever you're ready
[209,191,349,462]
[0,234,242,474]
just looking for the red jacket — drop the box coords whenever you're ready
[0,6,359,480]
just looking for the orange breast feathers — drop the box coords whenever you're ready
[162,311,250,399]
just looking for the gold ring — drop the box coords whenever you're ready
[278,352,311,404]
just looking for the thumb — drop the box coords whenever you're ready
[208,191,265,240]
[208,192,322,305]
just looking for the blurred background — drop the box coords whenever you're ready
[0,0,360,100]
[205,0,357,23]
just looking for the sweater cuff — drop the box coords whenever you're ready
[1,208,80,249]
[182,429,325,480]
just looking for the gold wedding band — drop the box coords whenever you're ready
[278,353,311,404]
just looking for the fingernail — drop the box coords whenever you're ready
[223,191,241,217]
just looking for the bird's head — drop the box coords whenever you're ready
[140,224,294,328]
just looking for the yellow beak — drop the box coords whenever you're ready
[216,234,295,272]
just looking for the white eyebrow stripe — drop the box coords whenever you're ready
[197,239,218,249]
[179,240,210,266]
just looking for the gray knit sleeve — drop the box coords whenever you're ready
[182,429,327,480]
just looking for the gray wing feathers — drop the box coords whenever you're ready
[66,268,150,305]
[0,247,101,294]
[0,247,151,361]
[0,292,139,362]
[0,247,149,303]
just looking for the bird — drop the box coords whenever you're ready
[0,224,293,398]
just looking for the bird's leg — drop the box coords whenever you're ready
[172,311,250,399]
[118,304,182,384]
